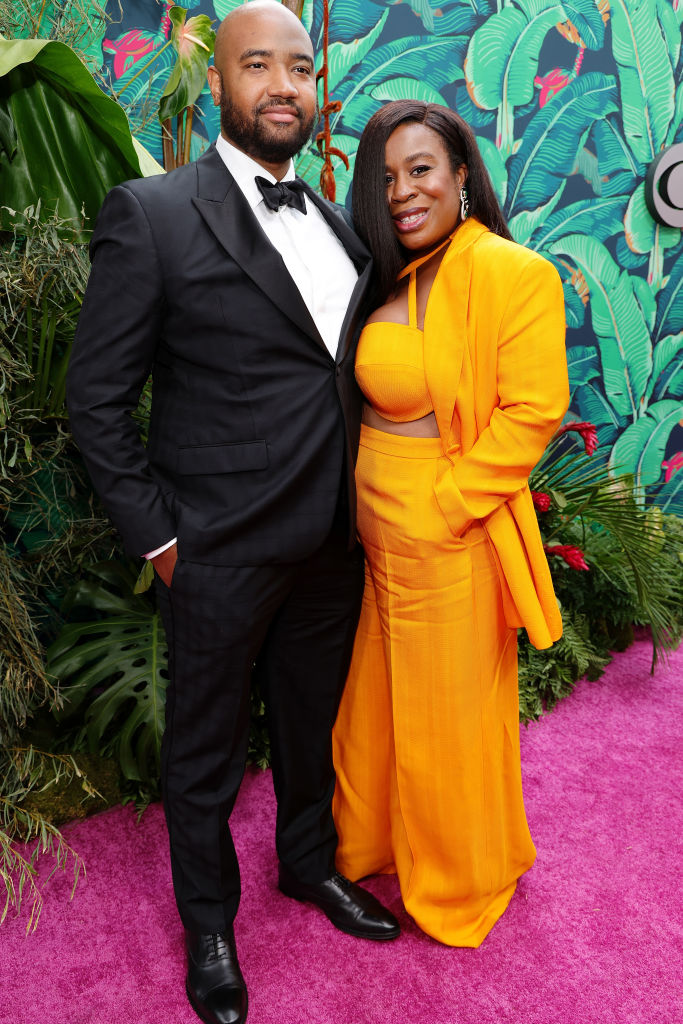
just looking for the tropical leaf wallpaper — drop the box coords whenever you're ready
[93,1,683,511]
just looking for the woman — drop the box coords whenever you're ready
[332,101,570,947]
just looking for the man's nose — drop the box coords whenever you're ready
[267,66,299,98]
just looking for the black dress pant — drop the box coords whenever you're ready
[155,522,364,934]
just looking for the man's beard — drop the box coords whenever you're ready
[220,91,317,164]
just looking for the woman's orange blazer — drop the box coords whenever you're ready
[423,218,570,649]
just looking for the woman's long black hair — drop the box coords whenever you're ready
[351,101,512,304]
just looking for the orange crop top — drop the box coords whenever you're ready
[355,268,434,423]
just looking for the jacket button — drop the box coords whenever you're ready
[335,365,341,376]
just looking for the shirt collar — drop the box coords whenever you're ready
[215,135,296,211]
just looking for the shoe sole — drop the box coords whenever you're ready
[186,980,249,1024]
[279,887,400,941]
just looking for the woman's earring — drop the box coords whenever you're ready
[460,186,470,222]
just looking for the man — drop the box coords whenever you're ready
[67,3,399,1023]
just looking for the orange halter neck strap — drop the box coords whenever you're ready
[396,233,455,282]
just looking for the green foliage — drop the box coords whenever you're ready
[0,37,148,237]
[519,428,683,722]
[158,7,215,122]
[0,208,113,931]
[49,562,168,785]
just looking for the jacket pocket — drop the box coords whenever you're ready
[176,439,268,475]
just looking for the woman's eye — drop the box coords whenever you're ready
[384,175,394,186]
[412,165,431,176]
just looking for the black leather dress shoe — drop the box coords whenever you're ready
[278,865,400,941]
[185,929,248,1024]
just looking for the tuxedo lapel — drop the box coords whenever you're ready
[192,148,326,352]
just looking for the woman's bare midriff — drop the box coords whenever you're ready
[362,404,440,437]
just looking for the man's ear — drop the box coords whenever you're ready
[207,65,221,107]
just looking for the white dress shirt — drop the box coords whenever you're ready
[145,136,359,560]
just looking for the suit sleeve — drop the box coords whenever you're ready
[66,185,176,557]
[433,257,570,536]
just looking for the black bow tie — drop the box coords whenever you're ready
[255,176,307,215]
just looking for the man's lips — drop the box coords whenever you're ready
[392,208,429,233]
[260,107,299,124]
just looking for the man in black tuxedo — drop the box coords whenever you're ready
[67,3,399,1022]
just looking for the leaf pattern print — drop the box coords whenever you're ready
[93,0,682,513]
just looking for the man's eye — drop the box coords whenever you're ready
[293,65,311,74]
[247,62,265,70]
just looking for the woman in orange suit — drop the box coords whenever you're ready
[332,101,570,947]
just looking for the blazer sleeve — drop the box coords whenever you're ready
[66,184,177,557]
[433,256,570,536]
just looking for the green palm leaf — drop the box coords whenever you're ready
[549,234,652,419]
[590,117,642,198]
[532,444,683,661]
[464,0,565,154]
[648,333,683,403]
[561,0,607,48]
[624,184,679,291]
[370,76,446,105]
[333,35,467,137]
[610,0,676,163]
[505,72,618,217]
[324,10,389,95]
[0,38,152,237]
[653,253,683,344]
[654,470,683,516]
[530,196,628,252]
[608,399,683,490]
[567,345,601,392]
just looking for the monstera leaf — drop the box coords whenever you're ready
[158,6,215,122]
[464,0,565,155]
[549,234,652,420]
[505,72,618,217]
[608,400,683,492]
[610,0,677,163]
[0,38,149,236]
[49,562,168,784]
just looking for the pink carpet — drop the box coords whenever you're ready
[2,637,682,1024]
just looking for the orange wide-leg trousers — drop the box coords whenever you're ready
[332,425,536,947]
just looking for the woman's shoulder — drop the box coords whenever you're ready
[472,227,555,279]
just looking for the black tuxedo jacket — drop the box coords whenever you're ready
[67,146,372,565]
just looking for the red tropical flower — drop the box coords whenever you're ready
[544,544,589,571]
[662,452,683,483]
[556,420,598,456]
[534,68,571,107]
[532,491,552,512]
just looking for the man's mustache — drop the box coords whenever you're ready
[255,99,304,119]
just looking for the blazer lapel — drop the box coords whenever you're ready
[424,219,487,450]
[192,148,326,352]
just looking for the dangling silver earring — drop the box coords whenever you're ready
[460,185,470,222]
